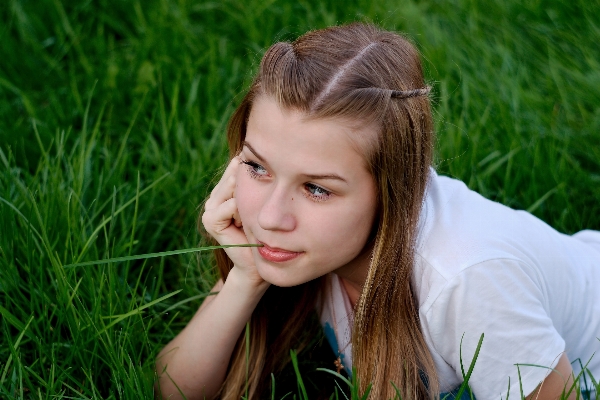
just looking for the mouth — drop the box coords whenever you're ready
[256,241,302,262]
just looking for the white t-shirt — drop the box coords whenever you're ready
[320,170,600,399]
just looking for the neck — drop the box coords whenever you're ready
[333,242,373,308]
[340,276,362,309]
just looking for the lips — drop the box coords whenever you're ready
[257,241,302,262]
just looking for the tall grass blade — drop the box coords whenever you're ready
[317,368,352,388]
[73,172,171,264]
[391,381,403,400]
[290,350,309,400]
[517,365,524,399]
[64,244,259,268]
[0,315,34,388]
[526,184,563,214]
[455,333,484,400]
[95,290,181,337]
[271,373,276,400]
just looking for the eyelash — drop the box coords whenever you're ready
[241,160,269,179]
[241,160,332,202]
[304,183,332,202]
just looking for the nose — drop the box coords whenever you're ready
[257,185,296,232]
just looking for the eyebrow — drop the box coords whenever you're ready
[242,141,266,163]
[242,140,348,183]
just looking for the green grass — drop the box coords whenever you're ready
[1,0,599,398]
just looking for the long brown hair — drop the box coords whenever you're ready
[211,23,437,399]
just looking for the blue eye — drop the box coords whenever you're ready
[242,160,269,177]
[305,183,331,201]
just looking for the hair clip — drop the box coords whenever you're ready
[390,86,431,99]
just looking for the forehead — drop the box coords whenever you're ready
[246,96,378,169]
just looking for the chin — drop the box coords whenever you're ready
[268,280,302,288]
[260,273,304,288]
[256,264,310,288]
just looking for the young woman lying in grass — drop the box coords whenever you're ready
[155,23,600,399]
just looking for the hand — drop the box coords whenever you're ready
[202,157,266,287]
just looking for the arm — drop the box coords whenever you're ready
[155,157,269,399]
[526,353,576,400]
[155,270,269,399]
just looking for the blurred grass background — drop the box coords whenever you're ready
[1,0,599,398]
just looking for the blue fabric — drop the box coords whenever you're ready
[323,322,351,376]
[440,386,476,400]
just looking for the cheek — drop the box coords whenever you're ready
[309,199,377,258]
[234,172,261,224]
[344,186,377,236]
[341,211,375,246]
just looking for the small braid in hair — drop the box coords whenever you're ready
[390,86,431,99]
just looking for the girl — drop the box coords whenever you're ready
[156,23,600,399]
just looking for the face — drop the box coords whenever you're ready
[235,96,378,287]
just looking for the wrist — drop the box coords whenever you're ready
[225,266,270,298]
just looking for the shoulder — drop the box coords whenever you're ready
[417,171,554,271]
[413,171,598,301]
[412,172,564,323]
[413,170,581,288]
[415,256,545,319]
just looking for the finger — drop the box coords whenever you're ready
[205,174,236,211]
[217,156,241,190]
[203,198,235,234]
[233,208,243,228]
[202,198,248,245]
[205,157,241,210]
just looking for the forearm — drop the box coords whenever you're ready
[525,353,576,400]
[155,268,269,400]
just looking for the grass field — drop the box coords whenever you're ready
[1,0,599,398]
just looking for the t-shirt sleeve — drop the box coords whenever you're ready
[422,259,566,399]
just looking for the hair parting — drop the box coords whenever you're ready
[312,42,378,111]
